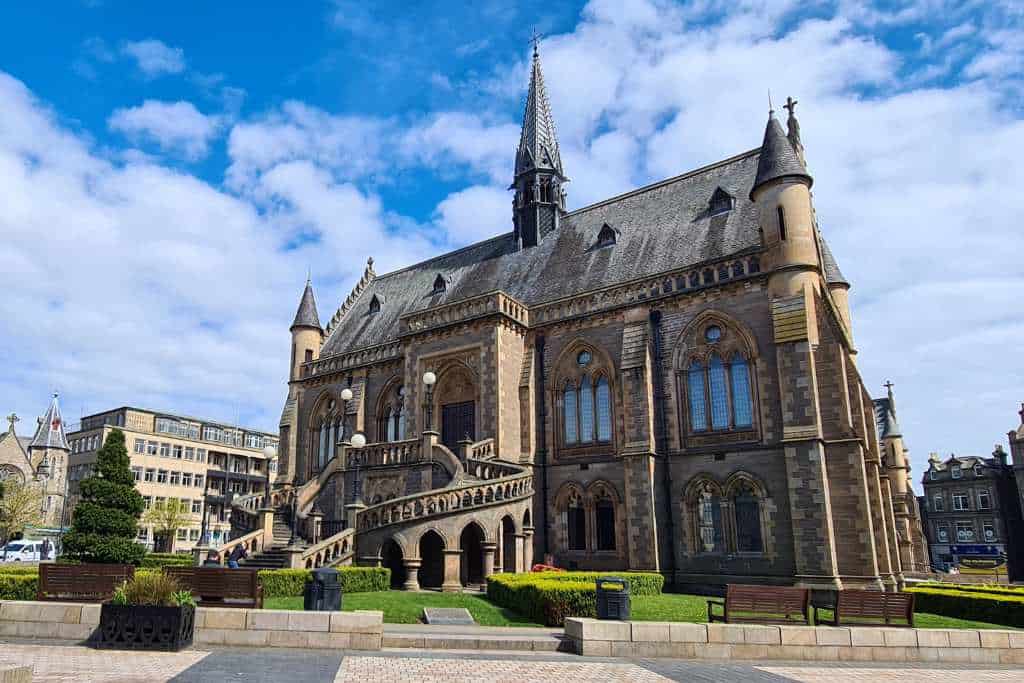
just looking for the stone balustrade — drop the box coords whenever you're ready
[303,341,402,378]
[565,618,1024,664]
[0,601,383,651]
[299,527,356,569]
[355,470,534,533]
[398,291,529,336]
[348,439,422,468]
[468,438,496,460]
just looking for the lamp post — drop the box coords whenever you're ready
[422,371,437,432]
[261,445,278,507]
[349,433,366,502]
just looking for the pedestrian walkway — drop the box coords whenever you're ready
[0,640,1022,682]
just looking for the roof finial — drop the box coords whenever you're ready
[783,96,797,116]
[306,266,311,284]
[1018,402,1024,424]
[5,413,18,434]
[768,88,774,115]
[530,28,543,57]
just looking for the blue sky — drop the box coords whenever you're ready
[1,1,1022,492]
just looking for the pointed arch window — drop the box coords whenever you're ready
[563,383,578,445]
[567,492,586,551]
[687,361,708,432]
[432,274,446,294]
[368,295,381,314]
[696,486,724,553]
[683,324,756,435]
[595,491,616,551]
[596,223,617,248]
[730,355,753,428]
[734,484,764,553]
[708,354,729,429]
[561,374,612,446]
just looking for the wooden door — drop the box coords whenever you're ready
[441,401,475,451]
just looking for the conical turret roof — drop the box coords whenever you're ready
[29,393,70,451]
[291,280,322,331]
[514,45,564,179]
[750,112,812,199]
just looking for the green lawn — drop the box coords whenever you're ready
[264,590,1013,631]
[265,592,543,627]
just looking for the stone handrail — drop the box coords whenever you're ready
[355,464,533,534]
[300,527,356,569]
[468,438,496,460]
[347,438,421,468]
[464,456,522,480]
[204,528,265,564]
[398,291,529,336]
[303,341,402,378]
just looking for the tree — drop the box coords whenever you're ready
[0,480,43,553]
[62,429,146,564]
[142,498,190,553]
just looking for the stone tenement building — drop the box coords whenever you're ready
[270,46,926,592]
[67,407,278,552]
[0,394,71,532]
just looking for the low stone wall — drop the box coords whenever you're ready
[565,618,1024,664]
[0,667,32,683]
[0,601,383,651]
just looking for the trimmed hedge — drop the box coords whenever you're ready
[487,571,664,626]
[257,567,391,598]
[140,553,194,569]
[907,586,1024,628]
[915,582,1024,597]
[0,566,42,576]
[0,574,37,600]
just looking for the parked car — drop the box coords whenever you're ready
[0,540,44,562]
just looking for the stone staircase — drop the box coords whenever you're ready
[238,509,306,570]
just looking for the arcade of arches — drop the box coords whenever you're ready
[371,508,533,591]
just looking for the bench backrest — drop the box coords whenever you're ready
[38,563,135,601]
[163,566,261,599]
[725,584,809,614]
[836,590,914,622]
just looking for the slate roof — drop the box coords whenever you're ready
[291,280,322,330]
[28,394,70,451]
[751,113,812,199]
[928,454,999,471]
[819,234,848,285]
[873,397,902,440]
[321,148,845,357]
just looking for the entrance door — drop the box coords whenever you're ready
[441,401,475,450]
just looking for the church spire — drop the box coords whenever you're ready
[515,41,564,180]
[29,393,70,452]
[750,104,812,200]
[512,39,566,249]
[291,278,322,331]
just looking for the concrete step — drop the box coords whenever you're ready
[381,625,572,653]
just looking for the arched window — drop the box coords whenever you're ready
[376,383,406,442]
[318,421,328,471]
[696,485,724,553]
[730,354,753,428]
[596,377,611,442]
[563,383,578,445]
[579,376,594,442]
[368,295,381,314]
[432,274,446,294]
[777,206,787,240]
[681,321,757,435]
[567,492,586,551]
[687,360,707,432]
[734,484,763,553]
[708,354,729,429]
[595,492,616,551]
[596,223,616,247]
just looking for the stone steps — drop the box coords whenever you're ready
[382,625,572,653]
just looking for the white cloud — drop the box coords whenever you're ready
[433,185,510,244]
[121,39,186,78]
[108,100,222,161]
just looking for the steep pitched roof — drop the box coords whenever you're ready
[28,393,70,451]
[291,280,322,331]
[819,232,849,285]
[514,46,563,179]
[750,113,812,199]
[873,397,902,440]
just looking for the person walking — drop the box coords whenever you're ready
[227,543,247,569]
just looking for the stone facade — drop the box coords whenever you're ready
[273,50,923,591]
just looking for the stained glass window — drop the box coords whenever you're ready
[734,487,763,552]
[708,354,729,429]
[697,488,724,553]
[596,377,612,442]
[563,384,578,445]
[579,376,594,443]
[688,360,707,431]
[318,423,327,471]
[730,354,753,428]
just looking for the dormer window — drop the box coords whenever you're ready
[432,274,447,295]
[928,469,937,480]
[368,295,381,314]
[973,464,983,477]
[596,223,617,248]
[709,188,734,216]
[951,464,962,479]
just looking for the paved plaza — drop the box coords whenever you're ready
[1,641,1023,682]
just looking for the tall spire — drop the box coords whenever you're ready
[514,42,564,180]
[291,279,322,331]
[29,393,70,451]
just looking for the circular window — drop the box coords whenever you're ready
[704,325,722,343]
[577,351,592,367]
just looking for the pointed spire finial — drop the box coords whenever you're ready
[1018,402,1024,424]
[5,413,18,433]
[768,88,774,115]
[531,28,543,56]
[306,266,311,284]
[514,36,564,180]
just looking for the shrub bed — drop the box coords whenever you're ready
[140,553,194,569]
[0,566,42,576]
[0,573,38,600]
[907,586,1024,628]
[257,567,390,598]
[915,582,1024,597]
[487,571,664,626]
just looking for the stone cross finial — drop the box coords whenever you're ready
[784,96,798,116]
[1019,402,1024,423]
[5,413,18,433]
[530,28,543,55]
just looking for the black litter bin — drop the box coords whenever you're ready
[304,567,342,611]
[595,576,630,620]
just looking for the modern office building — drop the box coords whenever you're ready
[66,406,278,552]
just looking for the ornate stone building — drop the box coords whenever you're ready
[0,394,71,532]
[271,47,925,591]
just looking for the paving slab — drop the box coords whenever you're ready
[422,608,475,625]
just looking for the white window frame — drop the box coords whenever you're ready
[955,521,974,542]
[951,465,962,479]
[952,492,969,511]
[936,525,949,543]
[932,493,944,512]
[978,489,991,510]
[983,521,996,541]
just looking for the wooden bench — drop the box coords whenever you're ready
[37,563,135,602]
[815,590,915,627]
[163,567,263,608]
[707,584,811,625]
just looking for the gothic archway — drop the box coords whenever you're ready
[381,539,407,589]
[418,530,445,589]
[501,515,517,573]
[459,521,485,586]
